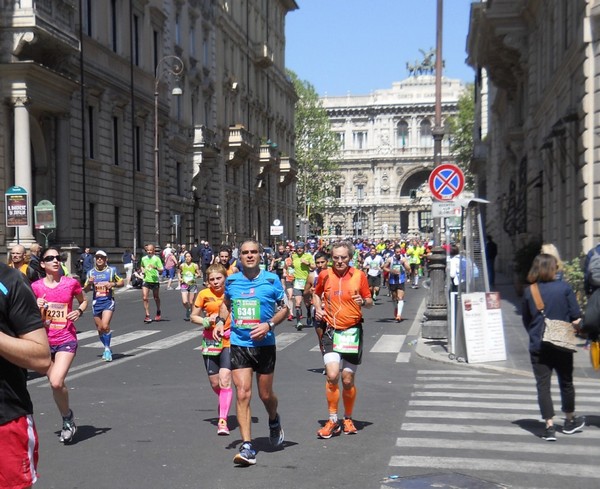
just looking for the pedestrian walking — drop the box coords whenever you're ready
[522,253,585,441]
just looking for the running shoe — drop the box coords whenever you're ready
[144,315,152,324]
[395,316,402,322]
[154,311,162,321]
[217,418,230,436]
[342,417,358,435]
[233,442,256,466]
[60,410,77,443]
[542,425,556,441]
[185,309,191,321]
[287,314,294,321]
[317,419,341,439]
[563,417,585,434]
[295,322,304,331]
[269,414,284,447]
[102,349,113,362]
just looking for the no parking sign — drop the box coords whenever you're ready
[428,164,465,201]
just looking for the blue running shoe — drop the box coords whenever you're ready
[233,442,256,466]
[104,349,113,362]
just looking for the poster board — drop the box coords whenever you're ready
[461,292,506,363]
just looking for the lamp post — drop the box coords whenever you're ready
[422,0,448,339]
[154,55,184,247]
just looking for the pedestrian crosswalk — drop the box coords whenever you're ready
[386,368,600,489]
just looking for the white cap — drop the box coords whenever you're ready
[95,250,107,257]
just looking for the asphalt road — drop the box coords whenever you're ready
[27,281,600,489]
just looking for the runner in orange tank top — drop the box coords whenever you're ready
[312,240,372,439]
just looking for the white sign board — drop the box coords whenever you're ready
[461,292,507,363]
[270,225,284,236]
[432,201,461,218]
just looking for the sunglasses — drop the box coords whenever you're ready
[42,255,62,263]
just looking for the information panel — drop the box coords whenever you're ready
[461,292,506,363]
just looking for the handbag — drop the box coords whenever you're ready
[530,283,578,353]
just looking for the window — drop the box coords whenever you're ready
[353,131,367,149]
[357,184,364,201]
[110,0,118,52]
[112,116,120,165]
[190,22,196,57]
[134,125,142,171]
[176,162,183,196]
[335,185,341,199]
[83,0,93,37]
[418,211,433,233]
[87,105,96,159]
[133,14,140,66]
[336,132,345,149]
[420,119,432,147]
[175,13,181,46]
[396,120,408,148]
[203,34,210,68]
[153,30,159,72]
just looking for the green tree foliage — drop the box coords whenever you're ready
[447,85,475,190]
[288,70,340,219]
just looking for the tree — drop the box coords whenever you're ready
[446,85,475,190]
[288,70,340,224]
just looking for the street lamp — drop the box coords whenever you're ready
[423,0,447,339]
[154,55,184,247]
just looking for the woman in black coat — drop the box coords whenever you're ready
[522,253,585,441]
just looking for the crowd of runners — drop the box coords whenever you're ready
[2,235,433,485]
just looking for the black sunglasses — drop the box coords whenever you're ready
[42,255,62,262]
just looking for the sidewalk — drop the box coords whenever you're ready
[415,272,600,381]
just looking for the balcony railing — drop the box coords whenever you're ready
[194,125,220,156]
[258,143,279,173]
[279,156,297,185]
[227,124,256,166]
[253,42,274,68]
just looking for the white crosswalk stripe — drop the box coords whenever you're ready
[389,369,600,489]
[81,330,160,348]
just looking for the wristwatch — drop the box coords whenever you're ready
[268,321,276,331]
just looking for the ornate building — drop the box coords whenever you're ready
[0,0,298,256]
[466,0,597,273]
[319,75,465,240]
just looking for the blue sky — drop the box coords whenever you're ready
[285,0,475,96]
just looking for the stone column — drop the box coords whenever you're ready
[12,95,36,243]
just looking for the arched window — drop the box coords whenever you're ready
[396,120,409,148]
[420,119,432,147]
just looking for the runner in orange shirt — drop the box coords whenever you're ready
[312,240,373,439]
[190,263,233,436]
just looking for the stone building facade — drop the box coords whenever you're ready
[0,0,298,257]
[319,75,465,241]
[466,0,600,272]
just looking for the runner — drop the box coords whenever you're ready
[190,263,233,435]
[83,250,124,362]
[215,246,239,276]
[306,251,330,352]
[178,251,201,320]
[0,261,50,489]
[31,247,88,444]
[140,244,163,323]
[383,244,411,322]
[8,243,38,283]
[215,239,288,466]
[290,242,315,330]
[362,247,384,301]
[312,240,372,439]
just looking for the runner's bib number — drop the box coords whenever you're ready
[182,271,195,284]
[333,327,360,354]
[201,337,223,356]
[293,278,307,289]
[46,302,69,329]
[95,282,110,297]
[233,298,261,328]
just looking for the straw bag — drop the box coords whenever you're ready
[530,283,578,353]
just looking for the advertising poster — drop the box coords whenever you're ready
[461,292,506,363]
[5,192,28,227]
